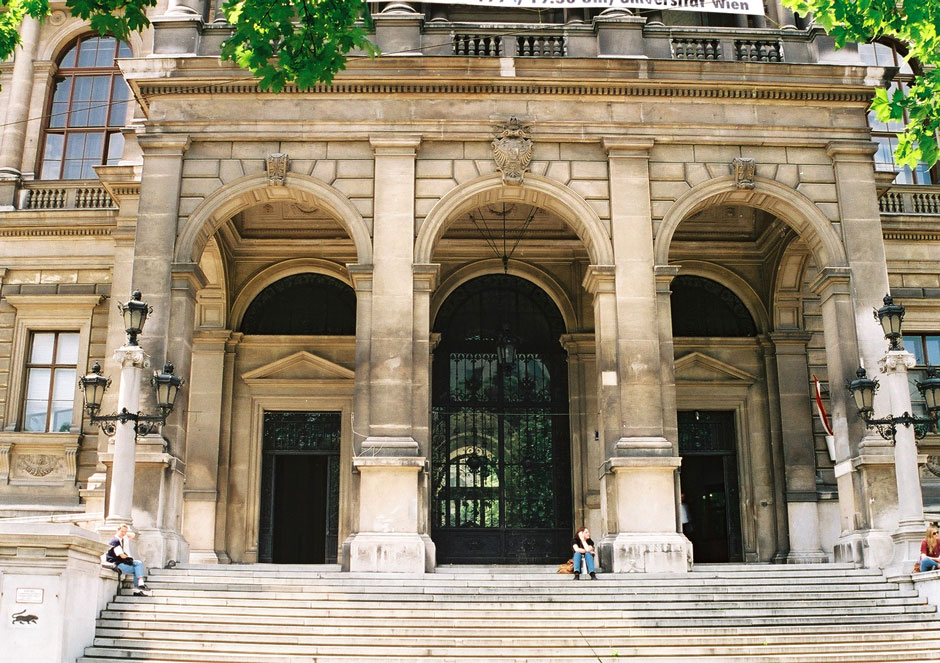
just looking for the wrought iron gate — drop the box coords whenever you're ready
[431,275,572,564]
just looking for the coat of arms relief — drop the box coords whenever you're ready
[492,117,533,186]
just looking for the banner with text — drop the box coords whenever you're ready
[419,0,763,16]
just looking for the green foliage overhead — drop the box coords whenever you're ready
[0,0,373,91]
[219,0,375,91]
[784,0,940,169]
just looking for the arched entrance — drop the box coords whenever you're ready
[243,273,356,564]
[431,274,572,563]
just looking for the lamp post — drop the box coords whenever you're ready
[846,294,940,570]
[78,290,184,527]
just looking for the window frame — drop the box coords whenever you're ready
[22,330,81,433]
[3,295,101,434]
[37,35,133,181]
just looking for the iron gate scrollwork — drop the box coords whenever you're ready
[431,275,572,563]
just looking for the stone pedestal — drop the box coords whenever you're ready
[602,457,691,573]
[347,457,432,573]
[0,524,118,663]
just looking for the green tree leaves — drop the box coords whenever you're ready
[219,0,375,91]
[784,0,940,168]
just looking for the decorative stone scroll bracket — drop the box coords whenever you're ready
[492,117,532,186]
[731,157,756,189]
[266,153,289,186]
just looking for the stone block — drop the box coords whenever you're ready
[218,160,246,184]
[57,284,97,295]
[705,163,732,179]
[327,142,373,160]
[290,160,315,176]
[529,161,548,176]
[6,271,40,284]
[416,160,453,179]
[463,141,494,160]
[694,145,742,163]
[796,182,837,203]
[684,162,711,188]
[415,198,437,218]
[816,202,840,222]
[416,178,457,198]
[417,142,463,160]
[546,161,571,184]
[333,178,373,197]
[571,160,608,180]
[587,199,610,221]
[186,142,232,160]
[903,274,940,288]
[756,164,778,180]
[649,162,685,182]
[798,164,836,183]
[786,147,831,165]
[337,160,375,179]
[39,271,77,284]
[453,160,480,184]
[278,141,328,160]
[351,198,373,219]
[651,200,674,220]
[180,177,223,198]
[77,270,110,283]
[535,142,561,161]
[312,161,337,184]
[474,160,497,175]
[178,197,203,217]
[560,143,605,161]
[776,164,800,188]
[182,160,220,178]
[745,146,788,163]
[239,159,265,177]
[651,144,694,163]
[231,142,280,159]
[568,179,609,199]
[649,180,691,201]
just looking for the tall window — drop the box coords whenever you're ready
[39,36,132,180]
[23,332,80,432]
[859,43,934,185]
[902,334,940,419]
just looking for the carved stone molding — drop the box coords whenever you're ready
[17,454,60,478]
[492,117,532,186]
[879,350,917,373]
[266,153,289,186]
[732,157,756,189]
[0,443,10,483]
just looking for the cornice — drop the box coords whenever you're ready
[0,226,112,238]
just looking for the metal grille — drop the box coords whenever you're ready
[431,275,571,563]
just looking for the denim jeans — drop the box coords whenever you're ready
[922,557,939,572]
[116,560,145,586]
[573,551,595,574]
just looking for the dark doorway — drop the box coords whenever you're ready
[259,411,340,563]
[678,410,743,563]
[431,274,572,564]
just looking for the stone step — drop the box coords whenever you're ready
[77,643,940,663]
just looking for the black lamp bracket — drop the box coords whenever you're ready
[88,407,170,437]
[861,410,936,443]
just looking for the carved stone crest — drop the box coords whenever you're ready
[731,157,756,189]
[17,454,60,478]
[266,153,289,186]
[492,117,533,186]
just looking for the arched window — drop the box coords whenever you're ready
[39,36,132,180]
[670,276,757,337]
[240,273,356,335]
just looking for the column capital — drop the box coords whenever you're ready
[413,263,441,292]
[768,329,813,350]
[879,349,916,374]
[653,264,680,292]
[808,266,852,299]
[171,262,208,297]
[582,264,616,295]
[370,136,421,156]
[192,329,234,352]
[826,140,878,162]
[603,137,655,158]
[347,263,374,291]
[559,332,595,354]
[138,134,192,156]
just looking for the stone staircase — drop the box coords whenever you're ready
[78,563,940,662]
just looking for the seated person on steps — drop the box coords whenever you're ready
[107,524,150,596]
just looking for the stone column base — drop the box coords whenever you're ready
[607,532,692,573]
[888,522,927,576]
[347,532,428,573]
[786,550,830,564]
[135,527,189,570]
[833,529,895,568]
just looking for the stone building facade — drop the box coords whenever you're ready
[1,1,939,574]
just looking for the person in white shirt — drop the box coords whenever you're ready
[106,524,149,596]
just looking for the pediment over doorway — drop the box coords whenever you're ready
[241,351,354,386]
[674,352,756,384]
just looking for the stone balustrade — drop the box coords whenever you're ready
[879,185,940,216]
[19,180,114,210]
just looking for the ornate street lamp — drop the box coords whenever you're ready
[847,295,940,442]
[77,291,185,437]
[875,294,905,351]
[496,324,517,367]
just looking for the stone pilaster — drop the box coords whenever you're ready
[152,0,206,55]
[770,331,827,563]
[0,16,39,207]
[811,268,894,568]
[182,329,231,563]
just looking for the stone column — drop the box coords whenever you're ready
[347,136,429,572]
[811,268,894,568]
[182,329,231,563]
[771,0,800,28]
[102,344,146,526]
[126,134,191,567]
[878,350,928,574]
[770,330,827,563]
[826,141,900,568]
[597,137,690,573]
[0,16,40,207]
